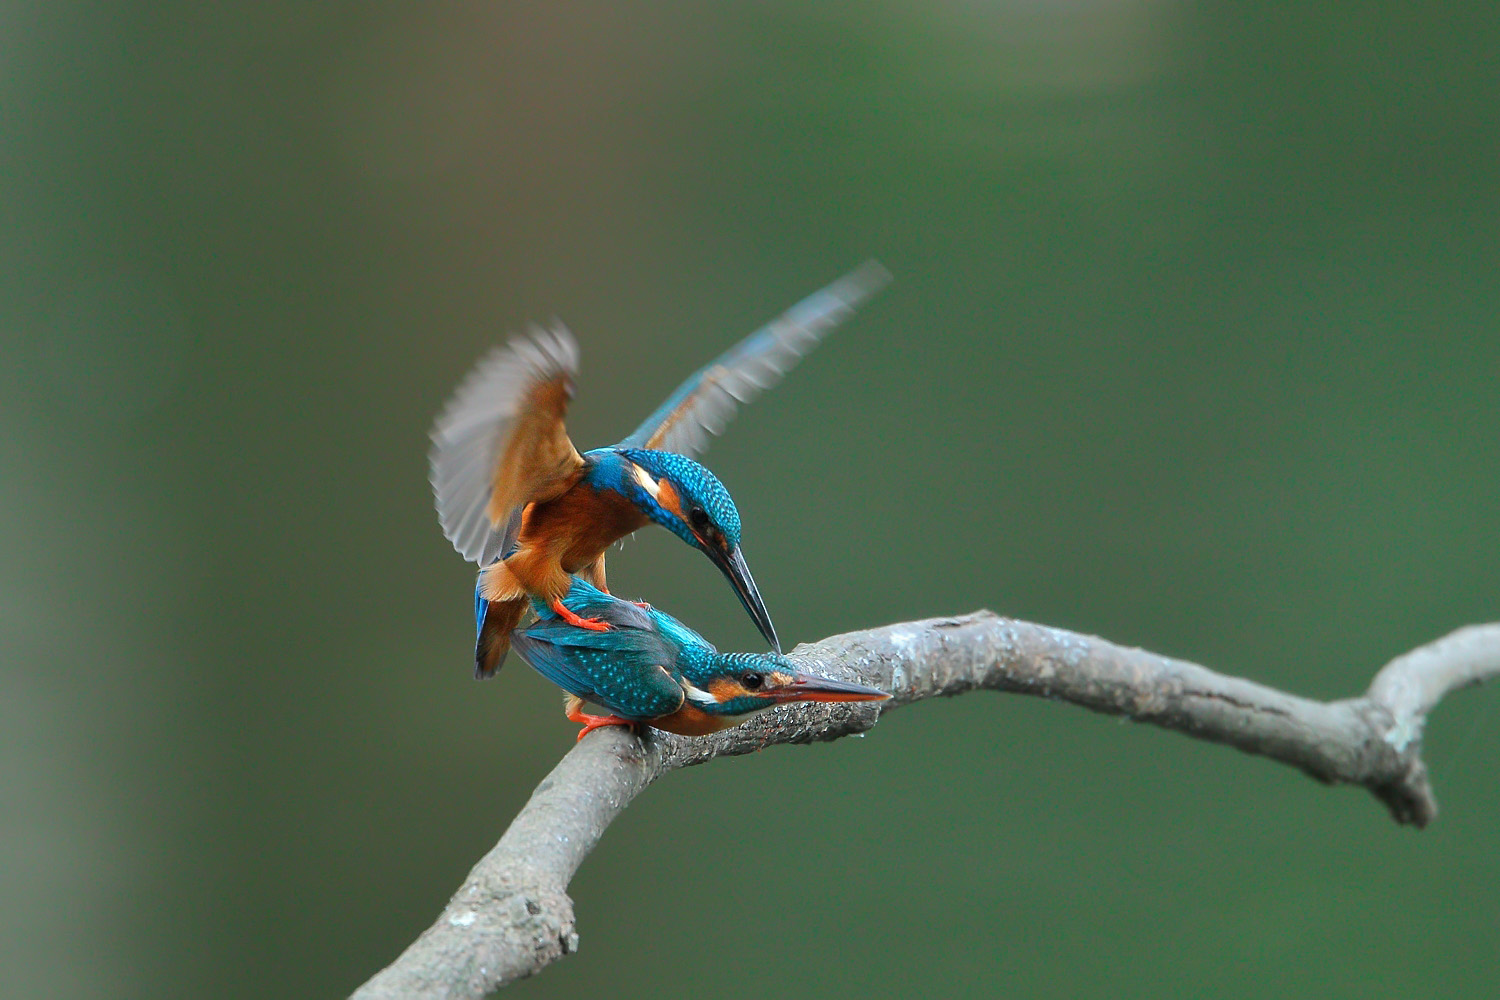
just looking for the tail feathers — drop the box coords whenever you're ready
[475,596,529,679]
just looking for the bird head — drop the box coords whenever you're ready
[619,448,779,652]
[679,652,891,723]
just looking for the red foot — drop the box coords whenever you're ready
[565,701,636,741]
[551,599,611,632]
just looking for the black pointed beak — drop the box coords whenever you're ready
[708,544,780,652]
[773,672,891,704]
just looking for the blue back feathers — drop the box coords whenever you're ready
[511,578,786,721]
[512,580,685,719]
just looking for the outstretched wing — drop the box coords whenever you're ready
[617,260,891,458]
[429,325,586,565]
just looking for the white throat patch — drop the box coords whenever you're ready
[631,462,662,501]
[682,680,719,707]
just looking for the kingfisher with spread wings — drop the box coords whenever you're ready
[429,261,890,678]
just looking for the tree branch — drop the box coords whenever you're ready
[352,613,1499,999]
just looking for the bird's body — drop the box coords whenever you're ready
[489,449,650,602]
[430,262,890,677]
[509,578,890,738]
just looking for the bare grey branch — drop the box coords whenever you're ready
[352,614,1499,999]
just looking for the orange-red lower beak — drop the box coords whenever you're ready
[772,672,891,704]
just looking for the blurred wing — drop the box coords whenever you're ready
[429,325,586,565]
[617,260,891,458]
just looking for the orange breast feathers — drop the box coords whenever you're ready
[490,484,650,600]
[649,702,737,737]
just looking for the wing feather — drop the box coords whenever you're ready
[429,324,585,565]
[618,260,891,458]
[512,584,687,719]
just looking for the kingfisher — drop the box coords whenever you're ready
[430,261,890,678]
[510,578,890,739]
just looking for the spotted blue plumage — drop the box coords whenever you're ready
[437,264,889,676]
[614,447,742,548]
[513,581,698,720]
[509,578,889,728]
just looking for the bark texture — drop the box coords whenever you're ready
[352,614,1499,999]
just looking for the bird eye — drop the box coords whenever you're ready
[740,671,764,691]
[687,507,710,531]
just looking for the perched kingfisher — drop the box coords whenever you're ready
[510,578,890,739]
[430,261,890,678]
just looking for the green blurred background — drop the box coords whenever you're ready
[3,3,1497,997]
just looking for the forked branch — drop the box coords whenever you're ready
[352,614,1499,999]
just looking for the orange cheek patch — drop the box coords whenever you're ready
[655,477,683,521]
[708,677,744,703]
